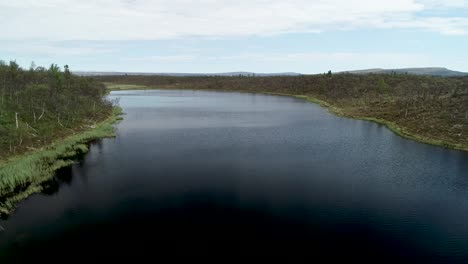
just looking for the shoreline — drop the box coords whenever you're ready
[291,94,468,153]
[0,107,123,216]
[108,84,468,152]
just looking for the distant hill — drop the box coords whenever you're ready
[73,71,302,77]
[342,67,468,77]
[75,68,468,77]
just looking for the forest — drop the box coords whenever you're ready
[0,61,115,161]
[96,73,468,150]
[0,61,120,214]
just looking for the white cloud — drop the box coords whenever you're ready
[0,42,117,56]
[418,0,468,8]
[0,0,467,41]
[123,55,197,62]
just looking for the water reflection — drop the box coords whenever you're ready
[41,166,73,196]
[1,90,468,262]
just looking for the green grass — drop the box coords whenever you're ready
[0,107,123,215]
[104,82,154,90]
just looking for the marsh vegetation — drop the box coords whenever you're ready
[0,61,119,215]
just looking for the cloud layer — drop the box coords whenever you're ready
[1,0,468,41]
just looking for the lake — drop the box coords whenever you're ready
[1,90,468,262]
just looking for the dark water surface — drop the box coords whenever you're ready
[1,90,468,262]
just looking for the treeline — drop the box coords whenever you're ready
[0,61,115,160]
[96,73,468,149]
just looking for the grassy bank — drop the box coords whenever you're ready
[105,82,468,152]
[294,95,468,152]
[104,82,151,91]
[0,107,123,216]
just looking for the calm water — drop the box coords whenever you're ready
[1,90,468,262]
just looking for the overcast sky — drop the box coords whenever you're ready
[1,0,467,73]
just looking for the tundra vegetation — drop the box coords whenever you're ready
[97,73,468,151]
[0,60,119,215]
